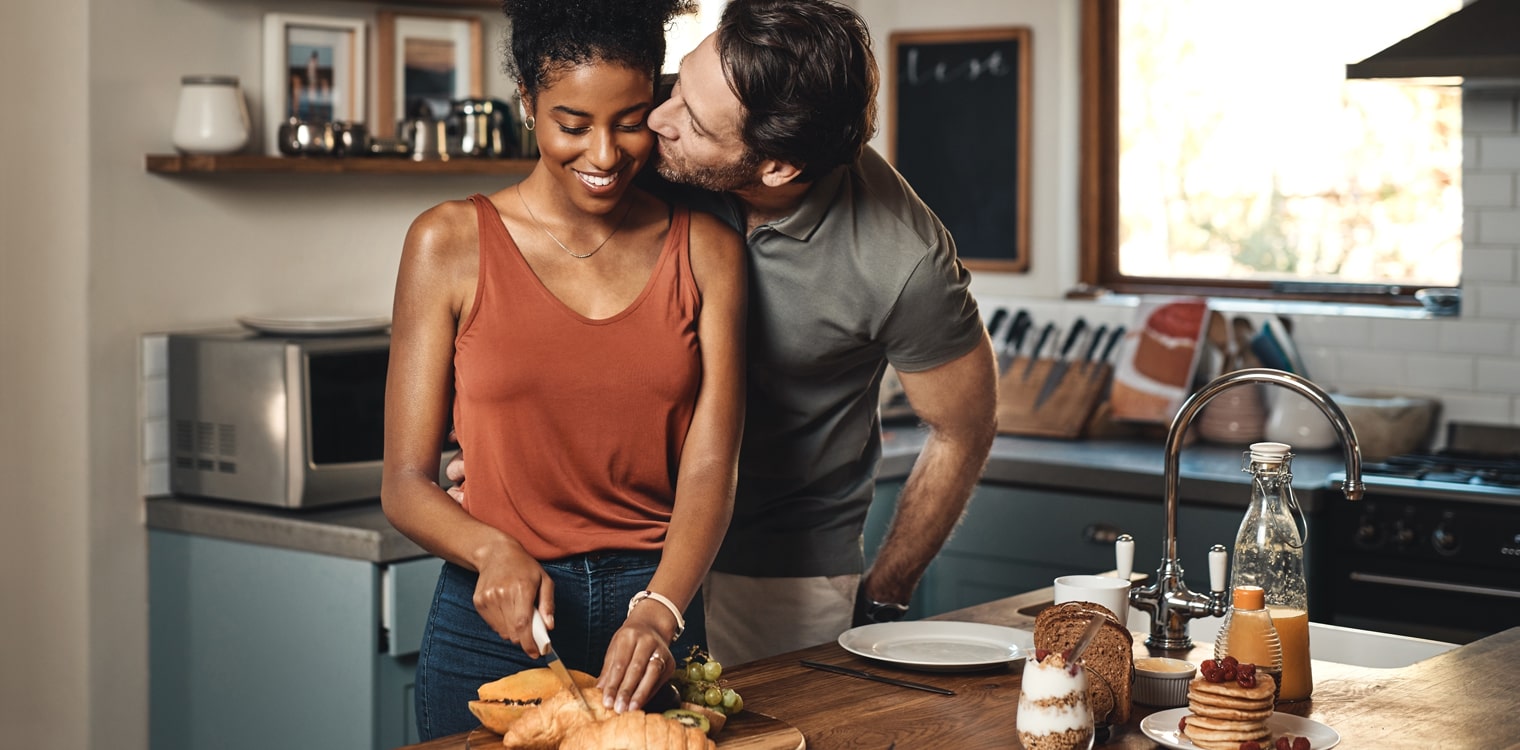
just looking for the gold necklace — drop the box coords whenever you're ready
[517,186,633,259]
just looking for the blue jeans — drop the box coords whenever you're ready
[414,553,707,740]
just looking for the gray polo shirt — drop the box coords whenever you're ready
[675,147,984,578]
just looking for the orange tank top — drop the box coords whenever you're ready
[453,194,700,560]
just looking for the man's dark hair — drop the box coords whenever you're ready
[717,0,879,182]
[502,0,693,96]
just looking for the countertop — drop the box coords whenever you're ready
[398,585,1520,750]
[145,430,1355,563]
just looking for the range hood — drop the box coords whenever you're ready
[1346,0,1520,80]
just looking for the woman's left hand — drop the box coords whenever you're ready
[598,612,675,713]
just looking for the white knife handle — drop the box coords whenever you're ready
[1209,545,1228,593]
[1115,534,1134,581]
[531,609,552,653]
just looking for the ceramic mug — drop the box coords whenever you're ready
[1054,574,1131,626]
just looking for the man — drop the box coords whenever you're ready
[453,0,997,665]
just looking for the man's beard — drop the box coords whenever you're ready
[655,141,764,192]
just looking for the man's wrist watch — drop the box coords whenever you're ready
[860,598,910,623]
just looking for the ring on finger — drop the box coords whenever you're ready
[649,652,665,665]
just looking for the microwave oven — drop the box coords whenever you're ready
[168,329,449,508]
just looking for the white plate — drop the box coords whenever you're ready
[237,313,391,336]
[1141,707,1341,750]
[837,621,1032,672]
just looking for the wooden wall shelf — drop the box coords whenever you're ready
[145,154,535,176]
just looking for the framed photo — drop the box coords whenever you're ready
[376,11,484,135]
[262,13,368,156]
[889,28,1031,273]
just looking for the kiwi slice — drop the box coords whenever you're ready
[662,708,712,733]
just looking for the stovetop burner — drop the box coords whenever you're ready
[1366,452,1520,489]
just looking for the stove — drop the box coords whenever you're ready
[1323,424,1520,644]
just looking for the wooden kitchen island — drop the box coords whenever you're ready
[399,587,1520,749]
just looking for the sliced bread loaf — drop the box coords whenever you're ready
[1032,601,1135,723]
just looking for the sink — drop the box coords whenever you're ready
[1015,601,1458,669]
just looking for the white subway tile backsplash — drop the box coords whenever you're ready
[1298,345,1337,384]
[1335,349,1406,384]
[1465,97,1516,134]
[1463,247,1518,282]
[143,418,168,462]
[1439,318,1514,355]
[1405,352,1476,389]
[1287,315,1370,347]
[1478,208,1520,244]
[1370,318,1439,351]
[1480,135,1520,171]
[1471,282,1520,319]
[1438,392,1515,425]
[141,334,167,379]
[1464,172,1515,208]
[1476,358,1520,394]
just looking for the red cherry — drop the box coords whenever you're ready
[1275,737,1291,750]
[1239,663,1257,679]
[1292,737,1310,750]
[1237,673,1257,688]
[1222,655,1239,668]
[1222,663,1239,681]
[1201,659,1217,673]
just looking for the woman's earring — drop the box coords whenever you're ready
[524,115,535,131]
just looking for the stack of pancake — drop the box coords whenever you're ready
[1179,672,1276,750]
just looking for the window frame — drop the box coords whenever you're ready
[1078,0,1432,307]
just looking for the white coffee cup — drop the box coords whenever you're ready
[1053,574,1131,626]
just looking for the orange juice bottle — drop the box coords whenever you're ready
[1269,605,1313,701]
[1229,442,1313,702]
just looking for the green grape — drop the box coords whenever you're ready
[727,692,744,714]
[685,662,706,683]
[702,660,723,682]
[721,688,740,710]
[682,683,704,703]
[703,686,723,707]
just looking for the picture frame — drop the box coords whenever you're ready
[262,13,368,156]
[376,11,484,137]
[889,27,1031,273]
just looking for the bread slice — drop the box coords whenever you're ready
[1033,601,1135,723]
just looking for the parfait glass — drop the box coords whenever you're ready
[1016,655,1095,750]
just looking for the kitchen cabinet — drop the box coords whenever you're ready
[149,529,440,750]
[145,154,534,176]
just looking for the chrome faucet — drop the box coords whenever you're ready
[1121,368,1365,650]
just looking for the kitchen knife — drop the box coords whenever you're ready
[531,610,596,716]
[1089,325,1126,380]
[1020,321,1056,381]
[985,307,1009,347]
[999,309,1032,372]
[1078,324,1108,375]
[799,660,955,696]
[1033,318,1089,410]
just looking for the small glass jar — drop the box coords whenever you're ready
[172,75,250,155]
[1017,653,1095,750]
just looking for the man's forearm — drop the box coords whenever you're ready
[866,419,994,604]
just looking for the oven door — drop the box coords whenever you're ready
[1325,492,1520,644]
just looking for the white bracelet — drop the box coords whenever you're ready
[628,590,685,642]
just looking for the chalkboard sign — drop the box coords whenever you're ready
[890,28,1031,273]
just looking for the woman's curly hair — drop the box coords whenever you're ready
[501,0,693,96]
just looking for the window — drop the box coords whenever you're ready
[1081,0,1462,303]
[663,2,725,75]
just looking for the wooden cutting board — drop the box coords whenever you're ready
[463,711,805,749]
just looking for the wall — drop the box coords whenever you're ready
[4,2,1517,750]
[0,2,91,749]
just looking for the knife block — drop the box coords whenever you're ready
[995,357,1113,438]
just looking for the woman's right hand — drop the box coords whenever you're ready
[471,538,555,658]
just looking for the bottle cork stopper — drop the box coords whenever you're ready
[1249,442,1291,463]
[1233,585,1265,609]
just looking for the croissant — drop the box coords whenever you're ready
[559,711,716,750]
[500,687,611,750]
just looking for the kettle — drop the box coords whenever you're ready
[450,98,516,158]
[398,101,448,161]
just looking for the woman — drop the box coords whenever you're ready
[381,0,746,739]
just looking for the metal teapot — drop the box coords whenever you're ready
[450,98,516,158]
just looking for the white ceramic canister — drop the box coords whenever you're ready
[172,75,250,155]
